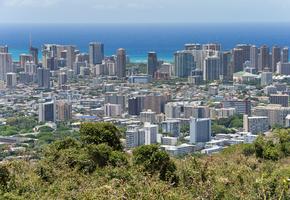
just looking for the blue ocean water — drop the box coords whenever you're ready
[0,23,290,62]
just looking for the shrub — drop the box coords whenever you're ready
[80,122,122,150]
[109,151,128,167]
[0,165,10,192]
[133,145,178,185]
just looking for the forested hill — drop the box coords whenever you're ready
[0,122,289,199]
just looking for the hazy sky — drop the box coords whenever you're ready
[0,0,289,23]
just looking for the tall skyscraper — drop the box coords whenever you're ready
[221,51,233,81]
[116,48,126,78]
[282,47,289,63]
[203,55,221,81]
[258,45,270,71]
[29,46,39,64]
[56,100,72,121]
[272,46,281,72]
[190,118,211,144]
[236,44,251,61]
[250,45,259,69]
[128,96,145,116]
[37,68,50,89]
[89,42,104,66]
[39,101,56,122]
[147,52,158,77]
[232,48,244,72]
[0,53,13,81]
[174,50,195,78]
[56,45,76,69]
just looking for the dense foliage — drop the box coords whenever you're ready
[0,123,289,199]
[0,116,38,136]
[212,114,243,135]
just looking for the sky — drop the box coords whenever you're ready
[0,0,289,23]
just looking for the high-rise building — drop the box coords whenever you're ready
[57,45,76,69]
[58,72,67,86]
[236,44,251,61]
[261,72,273,86]
[165,102,182,118]
[144,94,169,114]
[184,105,210,119]
[19,54,33,68]
[144,122,158,145]
[277,62,290,75]
[203,55,221,81]
[272,46,281,72]
[282,47,289,63]
[0,53,13,81]
[253,104,290,127]
[222,100,251,115]
[116,48,126,78]
[258,45,270,71]
[202,43,221,51]
[104,104,122,117]
[128,96,145,116]
[269,94,289,107]
[147,52,158,77]
[0,45,8,53]
[174,50,195,78]
[126,126,145,148]
[243,115,269,134]
[39,101,56,122]
[89,42,104,66]
[232,48,245,72]
[250,45,259,69]
[162,119,181,137]
[105,93,126,110]
[221,51,233,81]
[29,46,39,64]
[6,72,17,88]
[185,44,202,50]
[190,118,211,144]
[37,68,50,89]
[76,53,89,63]
[56,100,72,121]
[140,110,157,124]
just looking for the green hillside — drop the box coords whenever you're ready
[0,122,289,199]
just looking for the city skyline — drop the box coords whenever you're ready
[0,0,290,23]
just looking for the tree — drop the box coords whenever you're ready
[109,151,128,167]
[180,125,190,134]
[0,165,10,192]
[86,143,112,167]
[133,145,179,185]
[80,122,122,151]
